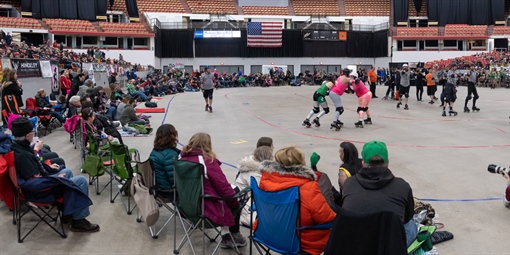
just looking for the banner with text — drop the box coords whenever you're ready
[10,58,42,78]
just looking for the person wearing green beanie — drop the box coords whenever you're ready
[310,152,339,210]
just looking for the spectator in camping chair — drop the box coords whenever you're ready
[180,132,247,250]
[35,89,66,125]
[149,124,180,201]
[81,108,119,146]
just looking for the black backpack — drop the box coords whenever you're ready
[145,102,158,108]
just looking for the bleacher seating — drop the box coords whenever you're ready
[408,0,427,17]
[344,0,390,16]
[241,6,289,16]
[0,17,43,29]
[492,26,510,35]
[292,0,340,16]
[99,22,151,34]
[444,24,487,36]
[186,0,237,14]
[396,27,438,37]
[1,0,21,11]
[137,0,187,13]
[45,19,97,32]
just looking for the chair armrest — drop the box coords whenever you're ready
[203,187,250,201]
[299,221,333,230]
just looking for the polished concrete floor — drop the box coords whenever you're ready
[1,85,510,254]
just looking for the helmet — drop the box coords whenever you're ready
[325,74,335,81]
[342,68,351,76]
[402,64,409,67]
[349,71,358,78]
[204,65,211,70]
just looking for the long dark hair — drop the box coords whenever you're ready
[340,142,362,175]
[153,124,178,150]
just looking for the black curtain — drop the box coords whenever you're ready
[31,0,42,18]
[470,0,491,25]
[40,0,60,18]
[373,30,389,57]
[77,0,97,20]
[491,0,505,21]
[110,0,115,10]
[125,0,139,17]
[427,0,438,21]
[96,0,107,16]
[345,31,388,58]
[59,0,77,19]
[414,0,422,15]
[21,0,31,12]
[240,30,303,57]
[195,38,242,57]
[155,29,194,58]
[303,41,346,57]
[393,0,409,26]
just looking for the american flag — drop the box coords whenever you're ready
[247,22,283,48]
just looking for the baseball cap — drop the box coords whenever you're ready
[362,140,388,163]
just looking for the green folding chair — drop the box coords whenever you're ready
[81,130,113,195]
[109,142,140,215]
[172,159,250,255]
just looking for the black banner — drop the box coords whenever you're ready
[40,0,60,18]
[77,0,97,20]
[21,0,32,12]
[125,0,139,17]
[32,0,42,18]
[59,0,78,19]
[96,0,107,16]
[10,59,42,78]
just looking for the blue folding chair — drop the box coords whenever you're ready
[249,177,332,255]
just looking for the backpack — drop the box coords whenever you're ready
[145,102,157,108]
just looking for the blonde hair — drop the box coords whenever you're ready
[183,132,216,162]
[274,146,305,167]
[253,146,273,162]
[35,89,45,97]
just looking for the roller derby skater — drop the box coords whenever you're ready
[464,64,480,113]
[350,72,372,128]
[442,63,459,117]
[302,75,334,128]
[397,64,411,110]
[329,68,353,131]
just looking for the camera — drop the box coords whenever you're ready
[487,164,510,175]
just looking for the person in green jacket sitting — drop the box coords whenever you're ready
[149,124,180,200]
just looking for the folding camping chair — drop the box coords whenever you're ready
[172,159,250,255]
[134,159,178,238]
[5,152,67,243]
[109,142,140,215]
[24,98,54,136]
[249,177,333,255]
[81,130,113,195]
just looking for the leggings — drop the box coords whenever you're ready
[416,84,423,101]
[329,92,343,122]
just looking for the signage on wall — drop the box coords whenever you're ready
[194,30,241,38]
[303,30,344,41]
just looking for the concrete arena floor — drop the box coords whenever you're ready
[1,85,510,254]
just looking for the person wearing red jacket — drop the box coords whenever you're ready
[60,70,71,95]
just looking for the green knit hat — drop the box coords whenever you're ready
[362,140,388,163]
[310,152,320,168]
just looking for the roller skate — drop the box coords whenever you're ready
[355,120,364,128]
[464,107,470,113]
[449,110,458,116]
[442,110,447,117]
[205,104,209,111]
[302,119,312,128]
[472,106,480,112]
[312,117,321,127]
[208,105,213,113]
[397,102,402,108]
[404,104,409,110]
[330,121,342,131]
[364,118,372,125]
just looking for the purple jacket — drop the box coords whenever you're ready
[180,148,239,226]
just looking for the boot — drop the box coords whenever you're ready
[442,110,447,117]
[302,119,311,128]
[472,106,480,112]
[404,104,409,110]
[397,102,402,109]
[312,117,321,127]
[205,104,209,111]
[355,120,364,128]
[449,110,458,116]
[71,218,100,233]
[364,118,372,125]
[330,121,342,131]
[464,106,470,113]
[208,105,213,113]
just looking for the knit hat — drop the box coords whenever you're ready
[361,140,388,163]
[11,117,34,137]
[310,152,320,169]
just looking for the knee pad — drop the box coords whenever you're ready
[356,107,363,114]
[474,95,479,100]
[466,95,472,100]
[336,107,344,115]
[324,108,330,114]
[313,107,320,114]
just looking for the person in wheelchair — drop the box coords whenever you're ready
[10,117,99,232]
[180,132,247,250]
[258,146,336,255]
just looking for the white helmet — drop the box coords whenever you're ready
[349,71,358,78]
[403,64,409,67]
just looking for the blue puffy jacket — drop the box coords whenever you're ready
[149,147,180,190]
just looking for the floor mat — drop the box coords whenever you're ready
[135,108,165,113]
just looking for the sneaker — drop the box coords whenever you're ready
[220,233,247,249]
[231,232,247,247]
[70,218,100,233]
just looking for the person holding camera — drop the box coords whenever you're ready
[442,63,459,117]
[464,64,481,113]
[397,64,410,110]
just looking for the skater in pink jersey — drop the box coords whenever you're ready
[329,68,353,131]
[350,72,372,128]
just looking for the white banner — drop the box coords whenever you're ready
[40,60,52,78]
[82,63,95,84]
